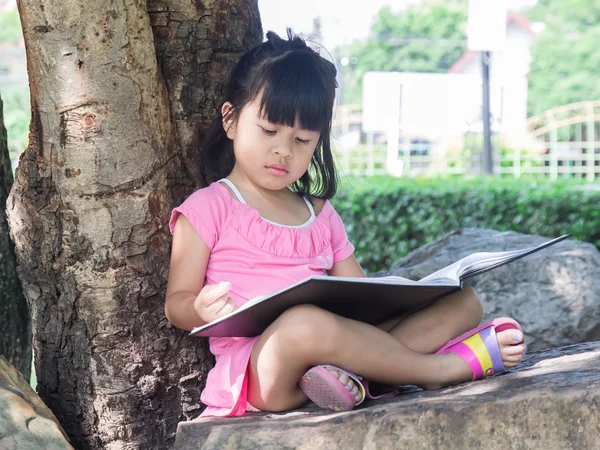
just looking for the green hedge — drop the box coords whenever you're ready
[331,176,600,274]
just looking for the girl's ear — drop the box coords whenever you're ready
[221,102,235,139]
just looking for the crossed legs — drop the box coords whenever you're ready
[247,286,525,412]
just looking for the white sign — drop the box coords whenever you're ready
[467,0,507,52]
[362,71,522,136]
[362,72,402,133]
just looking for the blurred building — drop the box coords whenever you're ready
[363,11,534,141]
[447,11,534,136]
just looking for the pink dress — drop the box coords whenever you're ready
[169,181,355,417]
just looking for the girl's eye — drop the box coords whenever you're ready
[296,138,310,145]
[261,127,276,136]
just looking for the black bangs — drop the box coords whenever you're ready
[199,30,339,199]
[254,51,335,132]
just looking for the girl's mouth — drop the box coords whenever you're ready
[266,165,288,176]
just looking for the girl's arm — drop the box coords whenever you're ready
[165,215,210,331]
[327,255,366,278]
[311,198,365,279]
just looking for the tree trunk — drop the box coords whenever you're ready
[147,0,262,419]
[8,0,260,448]
[0,93,31,379]
[148,0,262,183]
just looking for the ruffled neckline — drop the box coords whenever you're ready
[212,182,334,258]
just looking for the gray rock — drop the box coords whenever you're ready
[174,342,600,450]
[0,356,72,450]
[384,228,600,351]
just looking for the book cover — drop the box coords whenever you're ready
[190,234,570,338]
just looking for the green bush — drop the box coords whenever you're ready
[0,85,30,160]
[332,176,600,274]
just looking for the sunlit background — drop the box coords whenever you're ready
[2,0,600,182]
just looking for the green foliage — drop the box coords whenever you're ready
[527,0,600,115]
[332,176,600,273]
[333,0,600,114]
[0,9,22,43]
[0,86,30,160]
[338,1,468,104]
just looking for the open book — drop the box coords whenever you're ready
[190,234,570,338]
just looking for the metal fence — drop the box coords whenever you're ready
[331,101,600,181]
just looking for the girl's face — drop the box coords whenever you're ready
[223,96,321,191]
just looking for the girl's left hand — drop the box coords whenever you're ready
[194,281,237,323]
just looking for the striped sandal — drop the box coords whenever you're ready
[298,364,397,412]
[435,317,522,380]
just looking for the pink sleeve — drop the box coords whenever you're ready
[328,203,355,263]
[169,186,228,250]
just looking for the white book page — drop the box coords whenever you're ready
[418,250,510,283]
[418,260,463,284]
[458,248,527,277]
[420,246,536,284]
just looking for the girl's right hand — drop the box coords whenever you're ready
[193,281,236,323]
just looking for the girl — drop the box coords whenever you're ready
[165,30,527,417]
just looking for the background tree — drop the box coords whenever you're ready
[0,6,31,158]
[527,0,600,115]
[0,7,22,42]
[338,1,468,104]
[336,0,600,115]
[0,93,31,379]
[8,0,261,448]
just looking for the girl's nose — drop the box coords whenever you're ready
[274,141,293,158]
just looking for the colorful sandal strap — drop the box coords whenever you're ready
[446,341,484,379]
[479,325,505,375]
[447,325,504,379]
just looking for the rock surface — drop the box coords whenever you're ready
[174,342,600,449]
[0,356,72,450]
[385,228,600,351]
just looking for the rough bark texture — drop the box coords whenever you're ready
[148,0,263,185]
[7,0,259,448]
[174,342,600,449]
[147,0,262,416]
[0,94,31,379]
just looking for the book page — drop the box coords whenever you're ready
[417,251,513,284]
[419,235,570,283]
[419,252,515,283]
[418,260,463,283]
[458,235,569,280]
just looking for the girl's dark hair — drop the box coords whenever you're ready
[199,29,339,199]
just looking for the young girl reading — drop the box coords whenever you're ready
[165,30,527,417]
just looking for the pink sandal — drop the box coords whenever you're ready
[435,317,522,380]
[298,365,397,412]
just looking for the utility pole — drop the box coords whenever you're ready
[467,0,506,176]
[481,51,492,174]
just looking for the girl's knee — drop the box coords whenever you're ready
[273,304,339,357]
[461,285,483,324]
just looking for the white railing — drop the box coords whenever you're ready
[332,103,600,181]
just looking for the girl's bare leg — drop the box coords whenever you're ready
[377,286,525,362]
[377,285,483,353]
[318,286,486,400]
[247,299,525,412]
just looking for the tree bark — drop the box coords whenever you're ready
[148,0,262,184]
[147,0,262,418]
[1,94,32,380]
[8,0,260,448]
